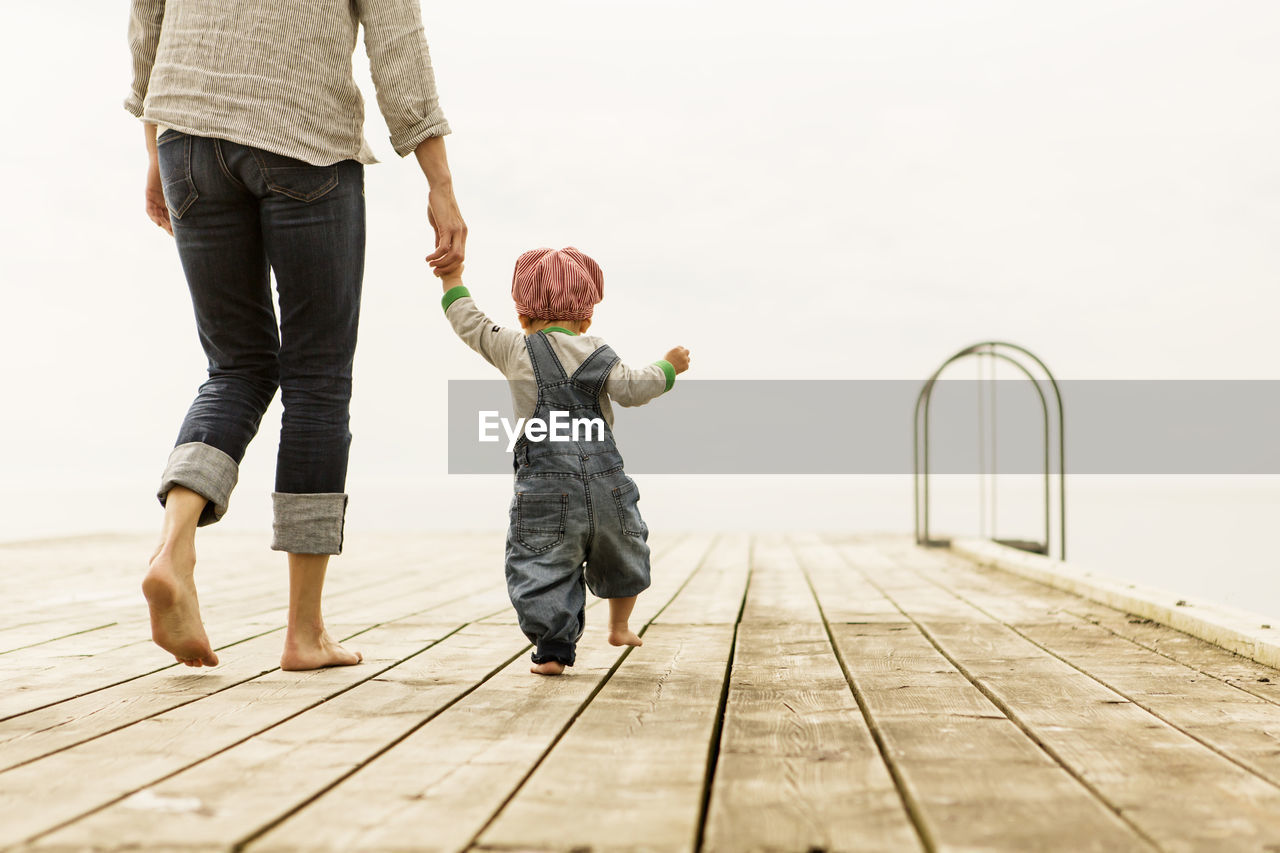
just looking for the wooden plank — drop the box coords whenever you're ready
[0,621,447,848]
[476,624,735,852]
[735,537,822,624]
[0,534,281,642]
[705,621,917,853]
[795,534,905,625]
[0,564,511,773]
[843,541,1280,851]
[952,536,1280,670]
[903,546,1280,789]
[473,535,744,851]
[0,585,510,771]
[28,624,525,851]
[829,623,1147,851]
[0,545,488,721]
[922,546,1280,707]
[245,535,712,853]
[1069,605,1280,706]
[801,538,1147,851]
[0,530,487,653]
[0,630,281,772]
[1013,621,1280,786]
[702,538,920,853]
[654,533,749,625]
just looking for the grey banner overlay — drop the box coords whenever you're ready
[447,380,1280,475]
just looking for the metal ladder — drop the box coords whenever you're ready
[913,341,1066,559]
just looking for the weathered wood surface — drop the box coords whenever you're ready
[3,530,1280,852]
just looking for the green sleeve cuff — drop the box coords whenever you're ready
[654,360,676,393]
[441,285,470,312]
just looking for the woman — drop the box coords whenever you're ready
[126,0,465,669]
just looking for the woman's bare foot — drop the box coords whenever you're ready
[531,661,565,676]
[608,624,643,648]
[280,629,363,671]
[143,543,219,667]
[281,553,361,670]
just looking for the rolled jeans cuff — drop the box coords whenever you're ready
[158,442,239,527]
[272,492,348,555]
[531,639,576,667]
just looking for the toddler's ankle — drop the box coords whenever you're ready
[608,623,643,648]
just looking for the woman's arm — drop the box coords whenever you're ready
[359,0,466,273]
[127,0,171,234]
[416,137,466,275]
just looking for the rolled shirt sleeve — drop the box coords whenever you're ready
[124,0,166,116]
[358,0,451,156]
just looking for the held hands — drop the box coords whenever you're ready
[425,185,467,276]
[435,263,464,290]
[665,346,691,374]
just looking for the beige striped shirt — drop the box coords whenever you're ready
[126,0,450,166]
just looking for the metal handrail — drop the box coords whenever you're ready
[912,342,1066,559]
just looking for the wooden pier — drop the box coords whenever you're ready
[3,531,1280,851]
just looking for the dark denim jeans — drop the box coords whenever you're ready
[154,131,365,554]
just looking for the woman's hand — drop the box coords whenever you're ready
[143,123,173,236]
[146,160,173,236]
[426,185,466,275]
[415,136,466,275]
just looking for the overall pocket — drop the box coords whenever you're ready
[612,480,647,538]
[156,131,198,219]
[250,148,338,202]
[516,492,568,553]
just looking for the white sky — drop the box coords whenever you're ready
[1,1,1278,547]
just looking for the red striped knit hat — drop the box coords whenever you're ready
[511,247,604,321]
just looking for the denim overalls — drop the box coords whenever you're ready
[505,330,652,667]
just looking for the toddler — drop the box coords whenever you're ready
[438,247,689,674]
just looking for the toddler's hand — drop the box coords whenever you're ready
[665,346,690,374]
[434,262,464,288]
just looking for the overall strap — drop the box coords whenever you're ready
[524,330,570,400]
[571,344,621,401]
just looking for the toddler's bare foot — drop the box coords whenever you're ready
[143,543,219,667]
[280,629,362,671]
[531,661,565,676]
[608,624,643,648]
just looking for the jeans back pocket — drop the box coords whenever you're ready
[516,492,568,553]
[156,131,198,219]
[250,148,339,202]
[611,480,647,538]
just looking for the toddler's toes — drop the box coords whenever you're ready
[608,628,643,648]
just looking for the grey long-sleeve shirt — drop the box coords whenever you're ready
[442,286,676,426]
[125,0,449,166]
